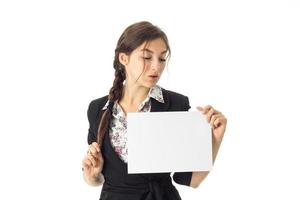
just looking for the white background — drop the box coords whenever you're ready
[0,0,299,199]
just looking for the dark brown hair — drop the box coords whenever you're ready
[97,21,171,146]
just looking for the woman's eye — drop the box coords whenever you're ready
[142,57,166,62]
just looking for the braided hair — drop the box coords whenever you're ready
[96,21,171,147]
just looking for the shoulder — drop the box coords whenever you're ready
[162,87,189,101]
[87,95,109,122]
[161,87,190,111]
[88,95,109,110]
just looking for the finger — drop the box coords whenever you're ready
[91,142,100,152]
[202,105,212,114]
[89,149,101,161]
[99,157,104,164]
[217,116,227,126]
[89,145,98,157]
[98,151,104,162]
[206,107,215,123]
[214,116,227,128]
[213,117,221,128]
[196,106,204,113]
[82,160,90,171]
[83,156,93,165]
[210,113,223,127]
[84,158,92,167]
[203,105,222,114]
[87,154,98,167]
[82,158,89,169]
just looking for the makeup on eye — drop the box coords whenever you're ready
[142,57,166,62]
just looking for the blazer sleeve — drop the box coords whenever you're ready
[183,95,191,111]
[87,100,97,145]
[173,172,193,186]
[172,95,193,186]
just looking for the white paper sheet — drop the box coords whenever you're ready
[127,111,212,174]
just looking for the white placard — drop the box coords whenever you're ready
[127,111,212,174]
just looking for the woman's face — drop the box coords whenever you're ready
[120,38,168,88]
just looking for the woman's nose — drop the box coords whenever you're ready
[150,59,162,71]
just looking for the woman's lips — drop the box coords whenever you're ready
[148,75,159,80]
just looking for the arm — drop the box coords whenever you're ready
[83,99,107,186]
[190,105,227,188]
[174,98,226,188]
[190,139,221,188]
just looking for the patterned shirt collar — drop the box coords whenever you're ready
[102,84,164,110]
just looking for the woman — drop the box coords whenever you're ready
[82,21,227,200]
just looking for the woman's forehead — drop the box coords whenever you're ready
[137,39,168,54]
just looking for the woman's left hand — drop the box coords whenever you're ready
[197,105,227,144]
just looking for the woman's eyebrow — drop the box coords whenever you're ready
[140,48,168,55]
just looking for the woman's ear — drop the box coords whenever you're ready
[118,52,129,66]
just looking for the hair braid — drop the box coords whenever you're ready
[96,55,126,146]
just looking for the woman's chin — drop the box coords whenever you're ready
[144,82,157,88]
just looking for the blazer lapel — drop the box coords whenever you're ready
[150,88,170,112]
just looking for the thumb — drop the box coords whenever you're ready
[196,106,204,111]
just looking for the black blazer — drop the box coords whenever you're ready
[87,87,192,200]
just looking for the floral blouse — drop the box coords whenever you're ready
[102,84,164,163]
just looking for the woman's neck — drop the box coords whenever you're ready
[119,83,150,107]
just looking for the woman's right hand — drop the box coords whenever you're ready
[82,142,104,181]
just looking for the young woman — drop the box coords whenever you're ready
[82,21,227,200]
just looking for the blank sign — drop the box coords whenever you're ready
[127,111,212,174]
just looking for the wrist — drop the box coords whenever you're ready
[83,171,105,186]
[212,140,221,163]
[94,172,105,184]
